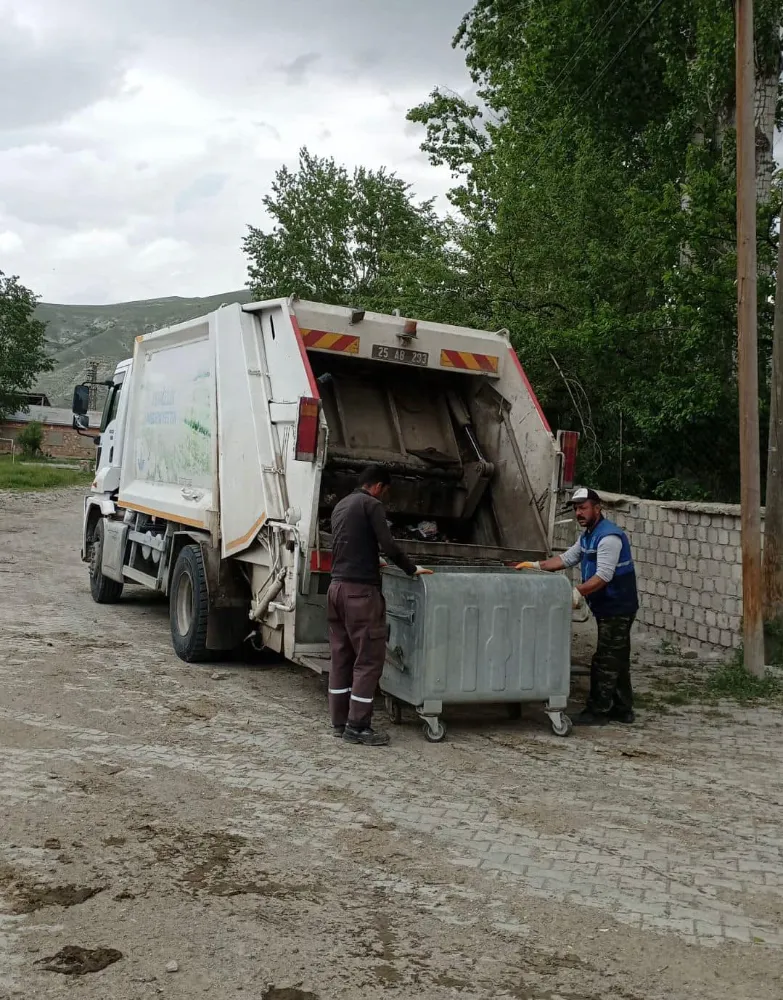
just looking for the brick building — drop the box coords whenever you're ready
[0,404,102,460]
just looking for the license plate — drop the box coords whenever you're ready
[371,344,429,367]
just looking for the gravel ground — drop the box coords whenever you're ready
[1,488,782,1000]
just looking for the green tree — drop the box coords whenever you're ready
[0,271,53,421]
[406,0,783,500]
[243,147,447,308]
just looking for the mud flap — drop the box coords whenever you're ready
[197,541,250,651]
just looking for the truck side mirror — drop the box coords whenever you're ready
[72,384,90,416]
[73,413,90,431]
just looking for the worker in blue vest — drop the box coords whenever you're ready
[517,487,639,726]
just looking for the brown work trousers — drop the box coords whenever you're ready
[327,580,387,728]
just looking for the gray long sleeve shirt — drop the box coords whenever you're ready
[560,535,622,582]
[330,489,417,585]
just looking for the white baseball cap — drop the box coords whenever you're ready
[570,487,601,504]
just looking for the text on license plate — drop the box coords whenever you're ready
[371,345,429,367]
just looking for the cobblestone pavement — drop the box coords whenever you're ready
[0,489,781,1000]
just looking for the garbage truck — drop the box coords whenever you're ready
[72,298,579,736]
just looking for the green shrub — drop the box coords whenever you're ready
[16,421,44,457]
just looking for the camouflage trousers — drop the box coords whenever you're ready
[587,614,635,715]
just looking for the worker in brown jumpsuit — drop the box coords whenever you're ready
[328,464,432,746]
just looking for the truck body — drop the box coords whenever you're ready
[75,298,574,698]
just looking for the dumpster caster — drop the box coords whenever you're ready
[385,695,403,725]
[547,711,573,737]
[422,718,446,743]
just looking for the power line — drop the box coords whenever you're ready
[526,0,670,172]
[520,0,632,143]
[580,0,669,105]
[547,0,632,99]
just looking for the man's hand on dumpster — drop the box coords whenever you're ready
[379,558,389,570]
[414,566,434,576]
[515,560,541,571]
[572,587,584,610]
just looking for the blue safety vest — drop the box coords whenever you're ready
[579,516,639,618]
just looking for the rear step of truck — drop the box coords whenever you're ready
[295,652,331,674]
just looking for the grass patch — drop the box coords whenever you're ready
[14,455,82,466]
[638,654,782,713]
[634,692,673,714]
[705,657,782,702]
[0,456,92,490]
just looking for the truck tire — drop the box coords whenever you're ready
[90,518,124,604]
[170,544,210,662]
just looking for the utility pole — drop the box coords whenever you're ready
[762,212,783,656]
[86,360,99,411]
[736,0,765,676]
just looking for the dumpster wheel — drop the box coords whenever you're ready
[422,718,446,743]
[385,696,403,725]
[548,711,573,737]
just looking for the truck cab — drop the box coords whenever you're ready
[73,358,132,560]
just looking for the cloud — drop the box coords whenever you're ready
[175,173,229,213]
[0,0,469,304]
[0,230,23,254]
[0,7,129,129]
[280,53,322,86]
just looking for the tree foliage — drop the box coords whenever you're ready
[405,0,783,500]
[243,148,446,309]
[0,271,53,421]
[242,3,783,502]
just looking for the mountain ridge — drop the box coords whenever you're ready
[35,288,253,405]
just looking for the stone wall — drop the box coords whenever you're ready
[554,492,749,655]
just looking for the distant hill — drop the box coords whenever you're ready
[35,289,253,406]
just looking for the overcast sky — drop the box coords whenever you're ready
[0,0,470,305]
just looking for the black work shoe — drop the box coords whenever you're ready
[332,725,346,737]
[342,724,390,746]
[572,710,610,727]
[608,707,636,724]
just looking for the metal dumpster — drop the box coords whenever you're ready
[380,566,572,742]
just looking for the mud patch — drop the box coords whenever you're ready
[262,990,318,1000]
[147,829,319,900]
[0,861,103,913]
[521,948,594,975]
[7,882,104,915]
[152,830,245,867]
[434,973,472,988]
[44,631,132,652]
[169,698,218,721]
[36,945,123,975]
[373,913,401,985]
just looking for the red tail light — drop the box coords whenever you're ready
[295,397,320,462]
[557,430,579,489]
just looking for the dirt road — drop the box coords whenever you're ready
[1,488,782,1000]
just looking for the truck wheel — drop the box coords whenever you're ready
[89,519,124,604]
[170,544,210,662]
